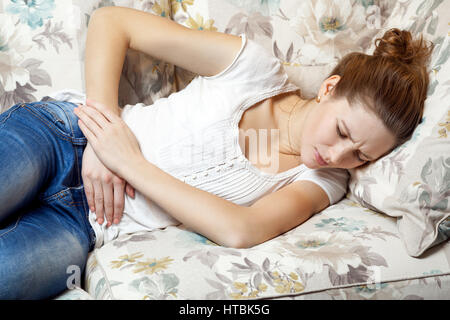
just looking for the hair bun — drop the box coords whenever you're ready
[373,28,433,66]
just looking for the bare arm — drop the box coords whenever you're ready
[87,6,242,80]
[81,8,132,227]
[84,9,129,114]
[121,157,330,248]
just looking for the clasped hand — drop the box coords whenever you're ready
[74,99,144,227]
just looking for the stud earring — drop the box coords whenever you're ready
[315,95,321,103]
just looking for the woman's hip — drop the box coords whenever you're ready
[1,100,88,195]
[0,100,92,235]
[10,100,86,144]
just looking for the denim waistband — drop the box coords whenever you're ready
[20,101,87,145]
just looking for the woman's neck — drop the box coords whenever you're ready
[273,92,314,157]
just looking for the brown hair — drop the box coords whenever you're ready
[329,28,434,148]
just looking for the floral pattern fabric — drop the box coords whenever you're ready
[82,198,450,300]
[1,0,449,299]
[0,0,175,111]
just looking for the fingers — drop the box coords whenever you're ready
[92,179,105,225]
[84,174,127,227]
[84,178,105,225]
[102,179,114,227]
[94,178,126,227]
[75,105,109,131]
[113,180,125,224]
[77,118,97,147]
[85,99,119,123]
[84,179,96,213]
[125,183,135,199]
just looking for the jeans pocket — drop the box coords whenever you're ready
[40,104,69,132]
[40,186,89,223]
[24,101,87,144]
[41,186,96,250]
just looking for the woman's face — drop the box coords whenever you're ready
[300,88,397,170]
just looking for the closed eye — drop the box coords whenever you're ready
[336,124,366,162]
[354,152,366,162]
[336,124,345,138]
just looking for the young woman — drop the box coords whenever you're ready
[0,7,432,299]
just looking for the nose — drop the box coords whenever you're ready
[328,141,354,165]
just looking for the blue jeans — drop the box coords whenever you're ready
[0,101,96,299]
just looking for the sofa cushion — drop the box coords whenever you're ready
[54,286,94,300]
[84,198,450,300]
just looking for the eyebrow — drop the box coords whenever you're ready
[341,120,374,161]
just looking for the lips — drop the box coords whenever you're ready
[314,149,328,166]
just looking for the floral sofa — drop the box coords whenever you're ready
[1,0,449,300]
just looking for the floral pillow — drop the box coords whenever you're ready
[0,0,175,112]
[347,0,450,257]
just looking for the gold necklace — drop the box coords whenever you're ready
[287,97,309,154]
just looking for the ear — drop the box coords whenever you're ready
[317,75,341,100]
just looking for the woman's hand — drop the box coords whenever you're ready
[75,99,144,175]
[81,143,135,227]
[75,99,144,214]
